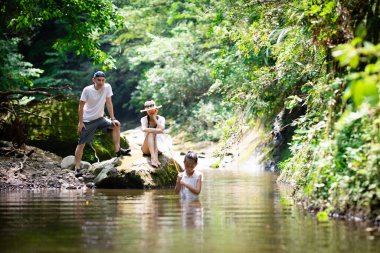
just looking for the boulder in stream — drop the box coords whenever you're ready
[93,153,181,189]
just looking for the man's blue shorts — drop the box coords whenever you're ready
[78,117,113,144]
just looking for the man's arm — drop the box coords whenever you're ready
[77,100,86,133]
[106,97,115,120]
[106,97,120,126]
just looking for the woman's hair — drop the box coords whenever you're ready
[146,115,159,128]
[184,151,198,163]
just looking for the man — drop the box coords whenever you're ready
[74,71,130,177]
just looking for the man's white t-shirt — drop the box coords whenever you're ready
[80,83,113,122]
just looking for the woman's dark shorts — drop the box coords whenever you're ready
[78,117,113,144]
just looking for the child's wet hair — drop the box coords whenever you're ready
[184,151,198,163]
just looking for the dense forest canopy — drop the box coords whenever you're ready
[1,0,379,216]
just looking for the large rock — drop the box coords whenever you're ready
[93,153,181,189]
[61,155,75,169]
[21,98,128,163]
[61,155,94,171]
[124,154,180,189]
[61,127,182,189]
[91,128,182,189]
[91,157,122,176]
[94,165,127,189]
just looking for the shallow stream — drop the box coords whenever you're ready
[0,168,379,253]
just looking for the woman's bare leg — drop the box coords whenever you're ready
[142,133,159,167]
[153,135,161,166]
[141,134,150,155]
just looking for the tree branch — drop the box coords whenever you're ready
[29,85,72,91]
[0,90,51,97]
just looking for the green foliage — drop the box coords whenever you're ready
[1,0,379,217]
[125,8,228,140]
[2,0,124,69]
[130,25,213,115]
[333,39,380,107]
[0,39,43,91]
[205,0,380,216]
[279,39,380,214]
[316,211,329,222]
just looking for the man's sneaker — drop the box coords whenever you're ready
[116,148,131,157]
[74,168,83,178]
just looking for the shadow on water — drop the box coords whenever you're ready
[0,161,379,253]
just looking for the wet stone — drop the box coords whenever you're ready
[66,185,77,190]
[86,182,95,188]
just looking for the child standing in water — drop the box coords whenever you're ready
[175,151,203,200]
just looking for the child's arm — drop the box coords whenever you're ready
[175,172,183,194]
[181,174,202,195]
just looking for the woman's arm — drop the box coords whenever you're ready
[142,128,164,134]
[180,175,202,195]
[141,115,165,134]
[155,115,165,131]
[141,117,159,133]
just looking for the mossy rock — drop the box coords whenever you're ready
[82,131,128,163]
[123,154,181,189]
[150,158,179,187]
[20,98,128,163]
[93,154,181,189]
[94,166,128,189]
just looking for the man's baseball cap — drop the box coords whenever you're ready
[93,71,106,78]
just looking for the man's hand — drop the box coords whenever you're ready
[77,122,85,133]
[112,119,121,127]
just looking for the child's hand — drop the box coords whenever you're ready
[180,178,187,187]
[177,172,183,182]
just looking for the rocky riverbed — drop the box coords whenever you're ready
[0,129,219,191]
[0,143,84,190]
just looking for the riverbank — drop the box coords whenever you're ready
[0,142,84,190]
[0,129,219,191]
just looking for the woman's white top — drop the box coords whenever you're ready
[180,170,203,201]
[140,115,165,134]
[80,83,113,122]
[141,115,172,152]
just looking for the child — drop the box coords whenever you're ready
[175,151,203,200]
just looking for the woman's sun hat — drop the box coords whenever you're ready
[140,100,162,112]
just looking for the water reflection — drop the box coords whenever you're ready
[178,199,203,229]
[0,169,379,253]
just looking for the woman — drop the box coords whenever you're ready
[140,100,165,167]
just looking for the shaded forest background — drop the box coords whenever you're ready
[1,0,379,218]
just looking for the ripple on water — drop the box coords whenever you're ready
[0,170,379,253]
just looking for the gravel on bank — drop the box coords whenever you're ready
[0,144,85,191]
